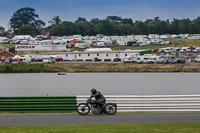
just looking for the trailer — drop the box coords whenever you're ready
[123,53,139,63]
[163,55,176,64]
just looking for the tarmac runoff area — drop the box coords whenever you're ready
[0,113,200,126]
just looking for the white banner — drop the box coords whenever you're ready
[15,45,67,51]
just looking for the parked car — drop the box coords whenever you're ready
[194,55,200,62]
[147,56,157,64]
[172,58,186,64]
[55,58,63,62]
[4,57,12,64]
[156,56,164,64]
[194,47,200,52]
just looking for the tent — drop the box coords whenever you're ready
[71,39,80,43]
[77,38,83,43]
[174,36,182,39]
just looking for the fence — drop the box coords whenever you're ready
[0,96,77,113]
[1,95,200,113]
[77,95,200,112]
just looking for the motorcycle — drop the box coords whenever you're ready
[77,97,117,115]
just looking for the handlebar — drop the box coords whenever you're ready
[87,97,96,104]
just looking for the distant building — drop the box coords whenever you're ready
[0,50,15,63]
[31,49,150,62]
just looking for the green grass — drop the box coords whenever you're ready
[112,45,174,51]
[0,123,200,133]
[71,47,85,52]
[0,64,56,73]
[0,43,17,48]
[0,63,199,73]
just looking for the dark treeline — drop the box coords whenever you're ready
[49,16,200,36]
[2,7,200,37]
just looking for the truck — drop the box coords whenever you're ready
[194,55,200,62]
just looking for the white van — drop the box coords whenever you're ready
[155,56,164,64]
[163,55,176,64]
[136,56,149,64]
[19,55,31,64]
[147,56,157,63]
[43,56,56,63]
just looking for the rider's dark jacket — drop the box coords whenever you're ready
[91,91,106,103]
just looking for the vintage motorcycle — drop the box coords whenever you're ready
[77,97,117,115]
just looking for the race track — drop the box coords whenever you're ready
[0,113,200,126]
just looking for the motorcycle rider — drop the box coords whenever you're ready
[90,88,106,108]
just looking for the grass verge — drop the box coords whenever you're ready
[0,123,200,133]
[0,43,17,48]
[48,63,200,72]
[0,112,77,116]
[0,63,200,73]
[0,64,56,73]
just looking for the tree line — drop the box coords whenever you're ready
[1,7,200,37]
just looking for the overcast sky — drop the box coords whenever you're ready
[0,0,200,29]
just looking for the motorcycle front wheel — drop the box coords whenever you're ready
[104,103,117,115]
[77,103,90,115]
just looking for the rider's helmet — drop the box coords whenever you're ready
[91,88,97,94]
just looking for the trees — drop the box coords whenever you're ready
[9,8,200,36]
[134,21,147,35]
[75,17,87,23]
[50,24,65,36]
[187,17,200,34]
[178,18,191,34]
[0,26,5,36]
[49,16,62,26]
[74,21,90,36]
[106,16,123,22]
[15,24,36,36]
[169,19,180,35]
[48,16,200,36]
[9,7,45,33]
[62,21,75,35]
[0,26,11,36]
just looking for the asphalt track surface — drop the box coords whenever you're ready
[0,113,200,126]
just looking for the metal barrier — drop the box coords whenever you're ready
[0,96,77,113]
[1,95,200,113]
[77,95,200,112]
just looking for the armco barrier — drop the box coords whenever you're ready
[0,96,77,113]
[77,95,200,112]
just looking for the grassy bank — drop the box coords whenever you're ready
[47,63,200,72]
[0,64,56,73]
[0,123,200,133]
[0,63,200,73]
[0,43,16,48]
